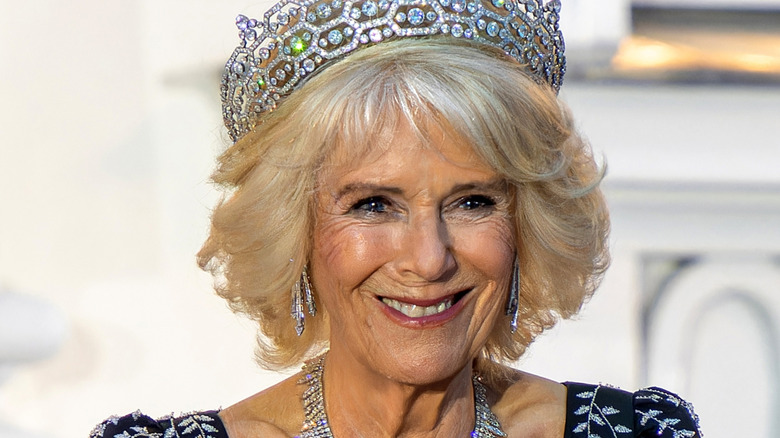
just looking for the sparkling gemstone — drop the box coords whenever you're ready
[289,7,299,16]
[378,0,390,9]
[319,38,328,46]
[278,12,289,24]
[275,69,286,80]
[499,28,508,38]
[407,8,424,25]
[486,21,499,37]
[426,11,436,21]
[518,24,527,37]
[344,26,354,36]
[284,63,292,71]
[451,23,464,37]
[368,28,382,42]
[464,28,473,38]
[440,0,450,6]
[290,35,306,54]
[307,12,316,21]
[477,19,486,29]
[316,3,332,18]
[270,78,278,85]
[382,27,393,37]
[303,59,315,72]
[244,29,257,40]
[350,7,361,18]
[451,0,466,12]
[440,23,450,33]
[491,0,505,7]
[467,2,477,13]
[248,19,258,27]
[315,55,323,62]
[332,0,343,7]
[527,2,536,12]
[283,46,291,55]
[259,48,270,59]
[362,1,378,16]
[395,12,406,22]
[359,34,369,43]
[268,42,276,50]
[232,62,244,73]
[328,29,344,44]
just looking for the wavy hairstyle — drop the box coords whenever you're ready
[198,38,610,372]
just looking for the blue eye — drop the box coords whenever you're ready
[458,195,495,210]
[351,196,389,214]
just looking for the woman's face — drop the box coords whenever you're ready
[311,119,515,385]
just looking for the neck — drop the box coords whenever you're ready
[322,347,476,438]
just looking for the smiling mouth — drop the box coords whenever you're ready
[380,291,468,318]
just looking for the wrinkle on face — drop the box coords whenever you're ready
[310,116,516,389]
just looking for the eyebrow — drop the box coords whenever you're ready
[333,178,507,202]
[334,183,404,203]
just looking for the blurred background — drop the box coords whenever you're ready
[1,0,779,437]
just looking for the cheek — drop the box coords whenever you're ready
[311,218,395,292]
[453,218,516,273]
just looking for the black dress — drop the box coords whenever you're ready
[90,383,701,438]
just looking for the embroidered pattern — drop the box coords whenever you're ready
[569,386,633,438]
[89,411,224,438]
[635,388,702,438]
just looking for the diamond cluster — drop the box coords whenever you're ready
[221,0,566,142]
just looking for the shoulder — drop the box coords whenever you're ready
[489,368,567,438]
[89,410,226,438]
[89,376,304,438]
[218,373,304,438]
[564,382,703,438]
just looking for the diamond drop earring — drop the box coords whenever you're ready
[505,258,520,333]
[291,266,317,336]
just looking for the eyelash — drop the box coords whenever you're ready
[456,195,496,211]
[349,196,390,214]
[348,194,497,216]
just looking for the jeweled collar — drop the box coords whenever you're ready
[296,354,506,437]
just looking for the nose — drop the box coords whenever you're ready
[391,213,456,283]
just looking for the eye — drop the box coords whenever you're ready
[457,195,496,211]
[350,196,390,214]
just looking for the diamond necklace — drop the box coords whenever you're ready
[296,354,507,438]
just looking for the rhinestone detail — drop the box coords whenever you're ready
[223,0,567,142]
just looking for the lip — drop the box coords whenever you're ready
[377,290,471,328]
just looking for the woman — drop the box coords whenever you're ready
[91,0,701,437]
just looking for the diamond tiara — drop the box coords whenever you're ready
[221,0,566,142]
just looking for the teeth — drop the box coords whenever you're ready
[382,297,453,318]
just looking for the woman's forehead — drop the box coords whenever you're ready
[317,118,497,187]
[324,114,483,167]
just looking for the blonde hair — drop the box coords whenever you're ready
[198,37,610,371]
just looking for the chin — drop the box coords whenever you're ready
[371,338,479,386]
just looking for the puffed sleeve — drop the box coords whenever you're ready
[565,382,702,438]
[633,387,702,438]
[89,410,228,438]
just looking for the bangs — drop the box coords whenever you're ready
[281,37,564,182]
